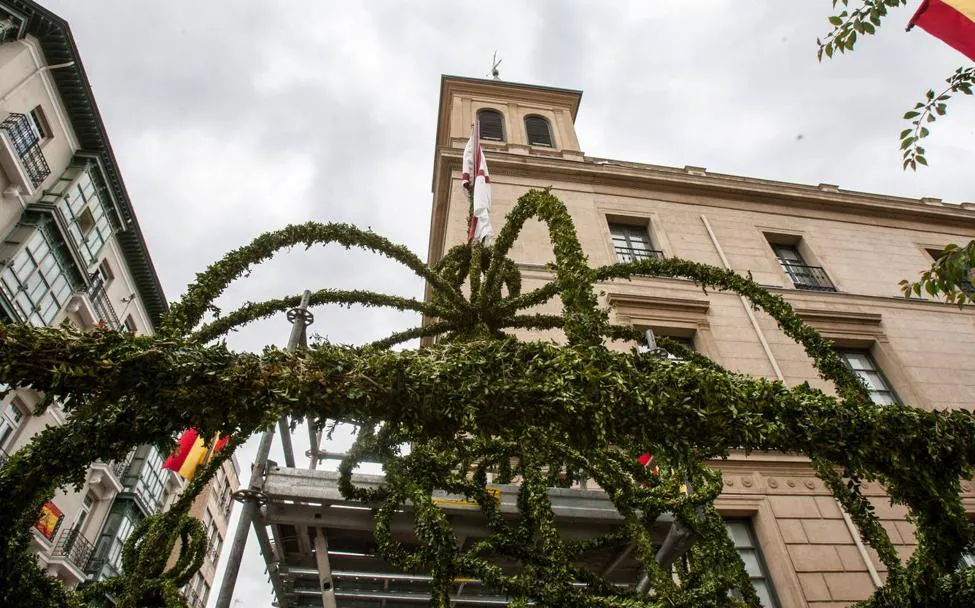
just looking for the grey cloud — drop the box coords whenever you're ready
[40,2,975,606]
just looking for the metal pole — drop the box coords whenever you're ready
[278,418,296,468]
[215,291,312,608]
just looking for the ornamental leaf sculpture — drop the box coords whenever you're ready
[1,190,974,607]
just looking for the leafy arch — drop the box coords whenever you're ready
[0,190,973,607]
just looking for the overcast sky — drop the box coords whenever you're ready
[41,1,974,605]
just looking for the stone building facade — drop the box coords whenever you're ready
[426,75,975,607]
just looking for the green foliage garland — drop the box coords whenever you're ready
[1,189,974,607]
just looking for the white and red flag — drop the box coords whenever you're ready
[462,121,493,243]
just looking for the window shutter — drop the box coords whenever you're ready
[477,110,504,141]
[525,116,553,147]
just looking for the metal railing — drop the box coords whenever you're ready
[779,260,836,292]
[614,246,664,264]
[88,275,121,331]
[112,457,130,479]
[51,528,94,572]
[0,113,50,188]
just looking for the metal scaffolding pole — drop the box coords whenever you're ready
[215,291,313,608]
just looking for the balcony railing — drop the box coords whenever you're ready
[0,113,50,188]
[88,275,121,331]
[779,260,837,292]
[51,528,94,573]
[614,246,664,264]
[112,457,130,479]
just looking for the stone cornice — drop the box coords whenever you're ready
[606,292,710,315]
[428,147,975,268]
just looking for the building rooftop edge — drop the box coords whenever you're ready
[4,0,169,330]
[581,154,973,212]
[440,74,584,107]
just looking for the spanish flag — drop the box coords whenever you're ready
[163,429,229,481]
[909,0,975,61]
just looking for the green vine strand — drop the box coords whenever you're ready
[1,189,974,607]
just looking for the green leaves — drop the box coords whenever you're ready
[901,242,975,308]
[2,190,975,606]
[897,68,974,171]
[817,1,907,62]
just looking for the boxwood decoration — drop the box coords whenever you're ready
[1,190,974,607]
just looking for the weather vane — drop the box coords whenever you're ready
[488,51,502,80]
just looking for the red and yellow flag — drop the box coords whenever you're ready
[909,0,975,61]
[163,429,229,481]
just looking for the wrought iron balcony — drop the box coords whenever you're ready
[88,275,121,331]
[779,260,836,292]
[614,246,664,264]
[112,457,130,479]
[0,113,50,188]
[51,528,94,573]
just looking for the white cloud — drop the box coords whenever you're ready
[36,1,975,606]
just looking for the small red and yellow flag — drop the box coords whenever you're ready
[162,429,230,481]
[909,0,975,61]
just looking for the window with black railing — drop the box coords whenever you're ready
[88,274,121,331]
[52,527,95,572]
[609,223,663,264]
[771,244,836,292]
[0,112,51,187]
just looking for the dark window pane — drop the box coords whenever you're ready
[477,110,504,141]
[525,116,553,146]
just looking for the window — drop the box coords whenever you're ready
[97,259,114,284]
[639,330,695,359]
[59,171,114,267]
[71,491,95,535]
[837,350,900,405]
[960,551,975,569]
[207,526,223,565]
[122,446,167,513]
[77,207,96,236]
[726,520,779,607]
[524,115,553,147]
[183,572,210,608]
[477,108,504,141]
[199,581,211,608]
[90,501,140,577]
[0,397,26,451]
[609,222,662,263]
[0,230,75,326]
[123,315,137,333]
[27,106,51,142]
[769,243,835,292]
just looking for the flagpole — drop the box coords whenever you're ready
[467,120,480,243]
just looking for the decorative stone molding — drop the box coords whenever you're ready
[607,292,710,331]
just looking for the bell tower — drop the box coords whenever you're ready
[428,76,584,270]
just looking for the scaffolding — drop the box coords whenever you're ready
[214,302,695,608]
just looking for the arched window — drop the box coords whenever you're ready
[524,115,553,147]
[477,109,504,142]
